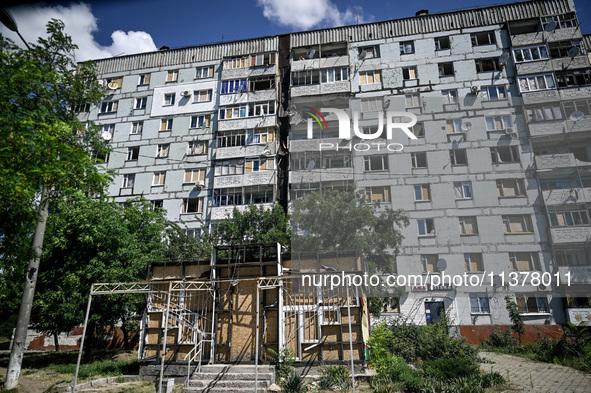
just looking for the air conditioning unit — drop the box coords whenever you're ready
[195,180,205,188]
[182,90,191,98]
[505,127,516,136]
[470,86,479,94]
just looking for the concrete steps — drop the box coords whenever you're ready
[182,365,275,393]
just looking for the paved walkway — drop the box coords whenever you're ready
[479,351,591,393]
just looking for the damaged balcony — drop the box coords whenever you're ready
[535,153,591,171]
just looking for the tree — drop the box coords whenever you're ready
[505,295,525,345]
[291,189,408,273]
[0,19,109,388]
[31,196,198,350]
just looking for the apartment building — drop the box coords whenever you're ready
[82,0,591,337]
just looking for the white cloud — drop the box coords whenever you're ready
[257,0,369,30]
[0,2,157,62]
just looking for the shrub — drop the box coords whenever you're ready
[267,348,295,382]
[371,355,421,393]
[423,357,479,380]
[484,328,518,349]
[318,365,351,391]
[283,368,306,393]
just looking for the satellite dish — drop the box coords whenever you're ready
[492,275,502,288]
[569,110,584,122]
[306,160,315,171]
[383,99,391,109]
[499,52,510,65]
[358,50,367,60]
[308,49,316,59]
[461,122,472,132]
[107,81,119,90]
[567,46,581,58]
[538,284,547,291]
[101,130,112,140]
[436,259,447,271]
[545,20,557,32]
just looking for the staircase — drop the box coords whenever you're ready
[182,364,275,393]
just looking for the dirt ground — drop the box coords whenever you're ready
[0,366,48,393]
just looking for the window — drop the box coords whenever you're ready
[513,45,549,62]
[405,93,420,108]
[510,252,539,271]
[190,114,211,128]
[525,105,563,122]
[166,70,178,82]
[126,147,139,161]
[122,174,135,188]
[471,31,496,46]
[218,101,275,119]
[252,53,276,66]
[518,74,556,92]
[188,141,208,156]
[195,66,213,79]
[450,149,468,165]
[106,77,122,89]
[555,249,591,266]
[365,186,391,203]
[156,144,169,158]
[411,152,427,168]
[515,294,549,313]
[184,169,205,183]
[556,69,591,88]
[548,205,590,227]
[442,90,458,104]
[421,254,438,273]
[402,66,417,80]
[292,69,320,86]
[246,128,274,144]
[135,97,147,109]
[549,40,585,59]
[160,118,173,131]
[152,172,165,186]
[364,155,388,171]
[454,182,472,199]
[215,160,244,176]
[359,70,381,85]
[131,121,143,134]
[193,89,212,103]
[470,294,490,313]
[213,188,243,206]
[438,62,454,76]
[459,217,479,235]
[359,45,380,58]
[181,197,204,214]
[221,79,247,94]
[249,76,275,91]
[465,253,483,271]
[101,124,114,139]
[481,86,507,100]
[414,185,431,201]
[246,158,274,172]
[164,93,175,106]
[540,179,574,191]
[434,36,450,51]
[418,219,435,236]
[400,41,414,54]
[360,97,382,112]
[224,56,249,69]
[503,215,533,233]
[446,119,464,134]
[490,146,520,163]
[320,68,349,83]
[496,179,526,197]
[138,73,150,86]
[217,130,246,148]
[151,200,163,210]
[412,122,425,138]
[100,100,118,114]
[485,115,512,131]
[475,58,501,73]
[542,13,577,30]
[563,100,591,117]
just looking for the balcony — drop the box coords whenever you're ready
[557,266,591,285]
[289,167,354,184]
[291,55,349,71]
[211,202,275,220]
[216,142,276,160]
[291,81,351,97]
[219,89,276,106]
[510,27,582,47]
[535,153,577,170]
[221,64,276,80]
[528,115,591,138]
[213,170,275,188]
[550,226,591,244]
[542,187,591,205]
[521,89,560,105]
[516,55,590,75]
[218,115,276,131]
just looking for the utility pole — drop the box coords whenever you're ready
[1,8,47,390]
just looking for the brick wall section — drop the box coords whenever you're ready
[460,324,564,345]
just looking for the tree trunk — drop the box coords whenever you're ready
[53,332,60,352]
[5,188,50,390]
[121,324,129,350]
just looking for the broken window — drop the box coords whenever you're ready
[471,31,496,46]
[490,146,520,163]
[475,58,500,72]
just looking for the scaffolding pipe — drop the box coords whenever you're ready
[158,281,173,393]
[255,285,260,393]
[72,287,94,392]
[347,287,356,393]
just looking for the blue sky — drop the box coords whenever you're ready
[1,0,591,62]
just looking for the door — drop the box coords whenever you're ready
[424,301,444,325]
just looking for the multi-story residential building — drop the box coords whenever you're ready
[82,0,591,340]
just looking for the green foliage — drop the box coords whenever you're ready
[50,358,138,378]
[267,348,296,382]
[291,189,408,273]
[283,368,306,393]
[483,328,518,349]
[504,295,525,344]
[422,357,479,380]
[318,365,351,391]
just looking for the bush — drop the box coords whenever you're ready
[318,365,351,391]
[283,368,306,393]
[267,348,295,382]
[371,355,421,393]
[483,328,518,349]
[423,357,479,380]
